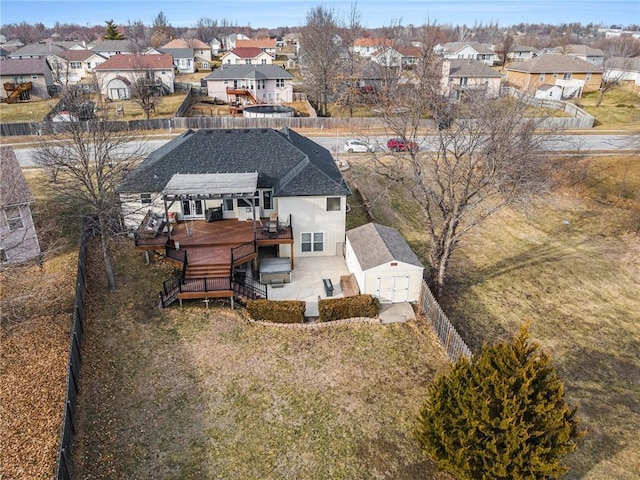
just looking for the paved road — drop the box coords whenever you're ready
[10,133,636,167]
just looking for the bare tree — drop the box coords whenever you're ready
[369,71,550,295]
[194,17,219,44]
[125,19,151,54]
[34,91,146,289]
[495,32,516,67]
[332,3,364,117]
[151,11,174,47]
[300,5,342,116]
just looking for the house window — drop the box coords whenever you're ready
[5,206,24,231]
[301,232,324,252]
[563,73,572,80]
[262,190,273,210]
[326,197,341,211]
[140,193,152,204]
[245,59,251,64]
[586,72,592,80]
[31,74,38,80]
[223,198,234,211]
[539,73,545,81]
[460,77,468,86]
[70,61,81,69]
[261,59,267,64]
[276,78,284,87]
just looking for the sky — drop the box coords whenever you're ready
[0,0,638,30]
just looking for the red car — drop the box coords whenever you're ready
[387,138,418,152]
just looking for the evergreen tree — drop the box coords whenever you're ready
[417,326,584,480]
[103,20,123,40]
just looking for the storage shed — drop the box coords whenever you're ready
[345,223,424,303]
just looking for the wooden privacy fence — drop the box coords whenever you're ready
[419,280,472,362]
[55,216,92,480]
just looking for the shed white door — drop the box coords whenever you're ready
[376,275,409,303]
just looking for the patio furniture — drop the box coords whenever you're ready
[206,206,223,222]
[323,278,334,297]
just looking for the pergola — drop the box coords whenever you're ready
[161,172,260,237]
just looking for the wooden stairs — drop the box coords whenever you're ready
[3,82,32,104]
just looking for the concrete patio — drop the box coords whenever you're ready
[266,255,350,317]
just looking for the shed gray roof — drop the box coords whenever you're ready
[117,128,350,198]
[204,64,294,81]
[347,223,423,270]
[158,47,194,58]
[92,40,132,52]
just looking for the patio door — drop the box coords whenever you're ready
[181,199,204,219]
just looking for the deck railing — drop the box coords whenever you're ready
[231,240,257,266]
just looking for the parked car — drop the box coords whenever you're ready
[344,139,375,153]
[387,138,418,152]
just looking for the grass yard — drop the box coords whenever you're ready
[345,153,640,479]
[579,86,640,130]
[98,92,189,121]
[72,239,452,479]
[0,98,59,122]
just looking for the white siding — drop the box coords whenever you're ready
[363,262,423,303]
[277,195,346,257]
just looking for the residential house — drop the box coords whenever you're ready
[210,38,222,56]
[436,42,497,66]
[94,54,175,100]
[352,38,392,58]
[0,146,41,265]
[204,64,293,104]
[604,56,640,87]
[506,55,603,98]
[220,47,274,66]
[162,38,212,69]
[0,58,54,100]
[0,38,25,52]
[118,127,350,259]
[223,33,251,51]
[497,44,536,63]
[551,44,605,66]
[235,39,277,56]
[49,49,106,83]
[0,48,9,60]
[7,42,65,60]
[157,48,195,74]
[371,46,422,68]
[441,59,503,99]
[91,40,133,59]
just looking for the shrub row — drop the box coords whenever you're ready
[318,294,379,322]
[246,299,306,323]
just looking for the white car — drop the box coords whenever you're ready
[343,139,374,153]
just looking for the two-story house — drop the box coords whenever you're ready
[220,47,274,66]
[49,49,107,83]
[0,58,54,100]
[162,38,212,70]
[506,55,603,98]
[94,54,175,100]
[436,42,497,66]
[441,59,503,99]
[91,40,133,59]
[235,39,277,57]
[204,64,293,104]
[156,48,195,74]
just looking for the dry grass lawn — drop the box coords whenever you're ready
[579,86,640,130]
[72,239,453,479]
[345,153,640,479]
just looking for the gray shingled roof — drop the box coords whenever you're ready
[204,64,294,81]
[158,47,194,58]
[442,42,494,55]
[0,146,33,206]
[507,55,602,73]
[448,59,502,78]
[117,128,350,198]
[347,223,423,270]
[0,58,51,75]
[8,43,65,57]
[91,40,132,52]
[607,56,640,71]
